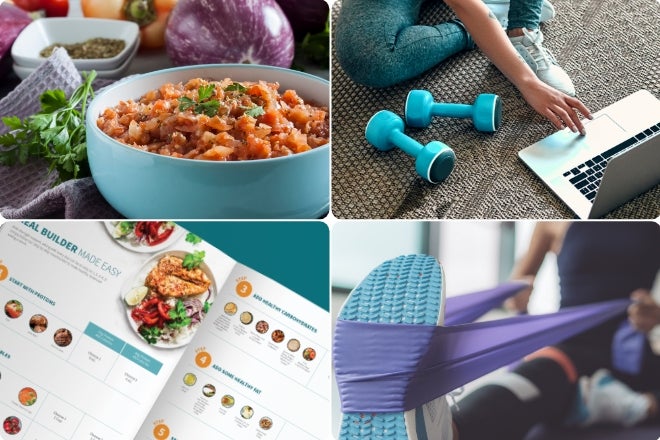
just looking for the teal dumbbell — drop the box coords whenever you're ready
[405,90,502,132]
[365,110,456,183]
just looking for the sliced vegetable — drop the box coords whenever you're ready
[165,0,294,68]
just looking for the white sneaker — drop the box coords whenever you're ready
[404,395,453,440]
[483,0,556,28]
[569,369,650,428]
[509,28,576,96]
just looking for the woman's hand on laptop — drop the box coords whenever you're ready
[519,79,593,135]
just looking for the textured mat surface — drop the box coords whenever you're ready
[330,0,660,219]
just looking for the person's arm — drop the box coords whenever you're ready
[444,0,592,134]
[504,222,562,312]
[628,289,660,334]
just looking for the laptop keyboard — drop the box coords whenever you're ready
[562,122,660,202]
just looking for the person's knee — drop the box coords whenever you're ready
[335,25,398,88]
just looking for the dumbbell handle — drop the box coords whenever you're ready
[388,130,424,157]
[429,103,474,119]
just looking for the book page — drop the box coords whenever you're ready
[0,221,236,440]
[136,263,331,439]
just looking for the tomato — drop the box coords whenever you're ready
[81,0,177,49]
[12,0,43,12]
[80,0,123,20]
[43,0,69,17]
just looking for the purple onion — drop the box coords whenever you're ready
[165,0,295,68]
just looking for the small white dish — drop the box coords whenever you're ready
[13,36,138,80]
[12,17,139,71]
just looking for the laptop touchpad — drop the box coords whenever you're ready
[584,114,627,145]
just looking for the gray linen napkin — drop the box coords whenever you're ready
[0,48,121,219]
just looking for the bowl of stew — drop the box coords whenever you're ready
[86,64,330,219]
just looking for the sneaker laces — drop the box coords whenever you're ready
[448,386,465,412]
[520,28,558,71]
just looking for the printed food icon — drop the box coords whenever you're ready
[259,417,273,430]
[183,373,197,386]
[202,384,216,397]
[303,347,316,361]
[29,314,48,333]
[4,300,23,319]
[255,320,269,334]
[223,302,237,316]
[3,416,21,435]
[239,311,253,325]
[271,329,285,343]
[287,339,301,352]
[53,328,73,347]
[240,405,254,419]
[18,387,37,406]
[221,394,235,408]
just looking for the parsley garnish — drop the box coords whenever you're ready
[179,84,220,117]
[168,299,192,329]
[185,232,203,245]
[225,82,247,93]
[182,250,206,269]
[0,71,97,184]
[244,105,265,118]
[139,325,162,345]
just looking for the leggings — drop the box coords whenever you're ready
[452,334,660,439]
[334,0,544,88]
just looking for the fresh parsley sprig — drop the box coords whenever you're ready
[168,299,193,329]
[0,71,97,184]
[185,232,203,245]
[179,84,221,117]
[243,105,265,118]
[182,250,206,269]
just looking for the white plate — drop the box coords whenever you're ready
[104,221,185,253]
[122,250,217,348]
[12,17,139,70]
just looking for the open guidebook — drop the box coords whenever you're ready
[0,221,330,440]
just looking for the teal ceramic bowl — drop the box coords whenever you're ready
[86,64,329,219]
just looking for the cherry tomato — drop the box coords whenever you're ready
[46,1,69,17]
[12,0,43,12]
[43,0,69,17]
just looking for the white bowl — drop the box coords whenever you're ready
[12,36,139,80]
[12,17,139,70]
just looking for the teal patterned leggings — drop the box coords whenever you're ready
[335,0,544,88]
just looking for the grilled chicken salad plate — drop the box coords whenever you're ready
[106,221,185,253]
[122,250,216,347]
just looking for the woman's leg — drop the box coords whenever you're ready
[507,0,543,31]
[451,349,579,439]
[335,0,472,88]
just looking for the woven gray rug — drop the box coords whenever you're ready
[330,0,660,219]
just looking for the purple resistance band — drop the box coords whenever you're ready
[444,280,530,325]
[334,297,630,413]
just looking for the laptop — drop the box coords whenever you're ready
[518,89,660,219]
